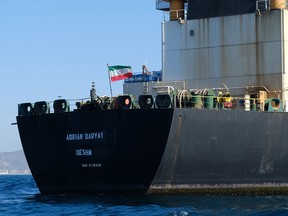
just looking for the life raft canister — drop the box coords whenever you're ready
[156,94,171,109]
[18,103,33,116]
[34,101,50,115]
[53,99,70,113]
[138,95,154,109]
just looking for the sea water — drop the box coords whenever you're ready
[1,175,288,215]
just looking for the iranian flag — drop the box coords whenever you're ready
[108,65,132,82]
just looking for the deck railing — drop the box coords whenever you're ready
[162,9,187,22]
[256,0,270,11]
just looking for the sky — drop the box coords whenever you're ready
[0,0,163,152]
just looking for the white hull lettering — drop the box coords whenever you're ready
[81,163,102,168]
[66,132,104,141]
[76,149,92,156]
[66,133,83,141]
[84,132,104,140]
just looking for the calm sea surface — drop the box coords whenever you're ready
[1,175,288,215]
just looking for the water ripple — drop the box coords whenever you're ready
[1,175,288,215]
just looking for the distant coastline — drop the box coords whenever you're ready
[0,170,31,175]
[0,150,30,174]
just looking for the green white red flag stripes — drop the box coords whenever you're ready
[108,65,132,82]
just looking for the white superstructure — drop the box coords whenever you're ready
[124,0,288,109]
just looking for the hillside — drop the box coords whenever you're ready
[0,150,30,174]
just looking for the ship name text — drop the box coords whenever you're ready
[66,132,104,141]
[76,149,92,156]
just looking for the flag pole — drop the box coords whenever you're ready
[107,64,113,100]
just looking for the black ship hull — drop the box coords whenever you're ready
[151,109,288,194]
[17,107,288,194]
[17,109,173,194]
